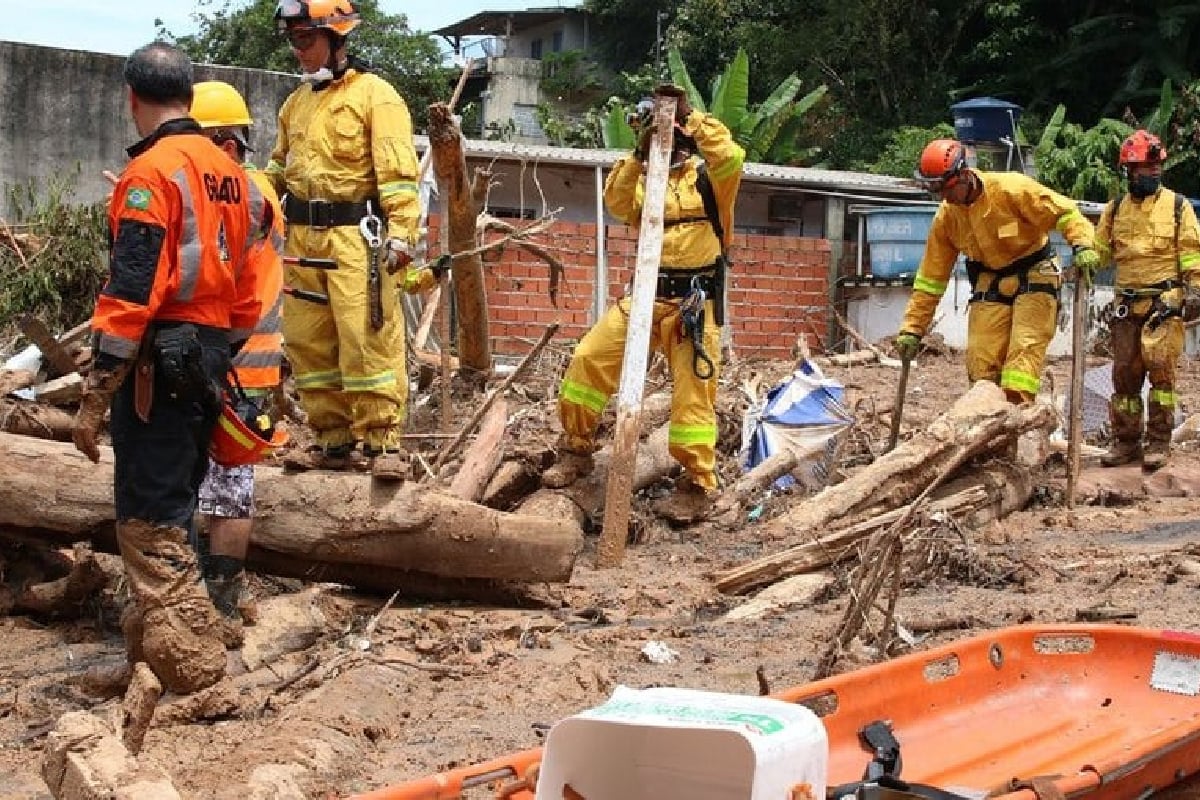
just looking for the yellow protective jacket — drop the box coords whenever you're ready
[1094,188,1200,290]
[603,110,744,268]
[265,68,420,245]
[902,170,1096,336]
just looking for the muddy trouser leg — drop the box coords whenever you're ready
[1143,316,1184,455]
[1110,313,1148,444]
[964,300,1011,393]
[110,329,238,694]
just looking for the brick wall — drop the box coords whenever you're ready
[426,216,830,361]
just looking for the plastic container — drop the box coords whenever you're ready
[863,206,937,278]
[536,685,829,800]
[951,97,1022,144]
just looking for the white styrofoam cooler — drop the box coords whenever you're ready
[536,686,829,800]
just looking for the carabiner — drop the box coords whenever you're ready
[359,213,383,249]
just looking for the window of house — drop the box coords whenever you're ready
[530,38,543,59]
[552,30,563,52]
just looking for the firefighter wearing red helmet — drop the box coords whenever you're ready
[266,0,437,479]
[896,138,1099,405]
[1093,129,1200,470]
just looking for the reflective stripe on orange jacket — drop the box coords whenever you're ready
[92,118,267,361]
[232,168,285,389]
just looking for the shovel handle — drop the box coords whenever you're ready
[886,357,912,453]
[283,286,329,305]
[283,256,338,269]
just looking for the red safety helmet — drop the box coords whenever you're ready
[209,395,289,467]
[915,138,969,192]
[274,0,361,36]
[1119,129,1166,167]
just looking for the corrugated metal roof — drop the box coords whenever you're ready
[413,135,925,197]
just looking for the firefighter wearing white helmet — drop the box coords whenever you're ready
[1094,129,1200,470]
[190,80,286,625]
[265,0,436,480]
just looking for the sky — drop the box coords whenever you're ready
[2,0,524,58]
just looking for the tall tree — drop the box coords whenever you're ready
[158,0,451,128]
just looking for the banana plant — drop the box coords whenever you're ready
[600,47,827,165]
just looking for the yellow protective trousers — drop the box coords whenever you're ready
[558,297,722,491]
[1109,294,1184,445]
[963,260,1061,403]
[282,223,407,451]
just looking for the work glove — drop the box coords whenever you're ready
[428,254,452,281]
[384,238,413,275]
[654,83,693,123]
[895,332,921,363]
[72,364,129,464]
[1072,246,1101,286]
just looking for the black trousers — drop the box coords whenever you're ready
[109,325,230,527]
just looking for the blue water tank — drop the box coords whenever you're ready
[864,207,937,278]
[951,97,1022,144]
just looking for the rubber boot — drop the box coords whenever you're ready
[652,474,718,526]
[116,520,236,694]
[282,442,359,472]
[542,450,595,489]
[1101,396,1144,468]
[366,447,410,481]
[1143,400,1174,472]
[203,555,249,620]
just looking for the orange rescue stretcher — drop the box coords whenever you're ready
[349,625,1200,800]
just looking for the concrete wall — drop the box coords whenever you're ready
[0,41,298,218]
[480,57,544,142]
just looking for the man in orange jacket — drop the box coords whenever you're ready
[72,43,269,695]
[190,80,285,624]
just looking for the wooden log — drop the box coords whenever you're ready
[0,369,37,396]
[14,543,112,617]
[448,397,508,501]
[481,460,540,510]
[0,398,75,441]
[596,96,676,569]
[18,314,78,378]
[0,432,584,591]
[720,573,833,622]
[748,381,1053,544]
[42,711,182,799]
[713,445,1038,595]
[33,372,83,406]
[712,449,799,518]
[428,102,490,374]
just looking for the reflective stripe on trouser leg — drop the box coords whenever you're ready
[558,302,630,453]
[661,299,721,491]
[283,225,353,448]
[1109,394,1144,442]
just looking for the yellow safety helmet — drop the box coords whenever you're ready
[190,81,253,128]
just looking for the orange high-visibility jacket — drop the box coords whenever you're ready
[232,168,285,390]
[92,119,269,362]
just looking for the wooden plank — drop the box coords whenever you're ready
[18,314,78,377]
[448,397,508,501]
[595,96,676,569]
[1066,277,1087,508]
[32,372,83,406]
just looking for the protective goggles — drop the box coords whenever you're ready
[914,171,963,195]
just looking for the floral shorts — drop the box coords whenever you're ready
[197,461,255,519]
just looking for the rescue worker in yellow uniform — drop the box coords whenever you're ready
[73,43,269,694]
[897,138,1100,404]
[542,85,744,523]
[266,0,437,479]
[191,80,285,622]
[1094,130,1200,470]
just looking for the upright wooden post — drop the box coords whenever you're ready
[595,97,676,569]
[1066,276,1087,507]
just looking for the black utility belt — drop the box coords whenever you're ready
[966,243,1055,306]
[283,194,379,228]
[657,269,717,299]
[1117,280,1177,298]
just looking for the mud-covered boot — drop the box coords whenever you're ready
[282,442,358,472]
[1143,399,1175,472]
[1100,440,1142,467]
[1142,440,1170,472]
[652,474,719,526]
[117,520,233,694]
[366,447,411,481]
[204,555,257,625]
[542,450,595,489]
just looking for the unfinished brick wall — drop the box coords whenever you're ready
[426,216,830,361]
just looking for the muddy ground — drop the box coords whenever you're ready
[2,337,1200,799]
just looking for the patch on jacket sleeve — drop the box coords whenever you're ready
[124,187,153,211]
[103,219,166,306]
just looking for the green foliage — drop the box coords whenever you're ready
[1,172,109,336]
[536,104,605,149]
[1034,116,1130,201]
[160,0,451,128]
[602,100,637,150]
[540,50,605,105]
[867,123,957,178]
[667,46,828,165]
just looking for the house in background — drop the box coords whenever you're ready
[433,5,597,144]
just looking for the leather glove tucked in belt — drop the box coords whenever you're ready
[384,238,413,275]
[72,363,130,463]
[1072,246,1101,286]
[895,332,921,362]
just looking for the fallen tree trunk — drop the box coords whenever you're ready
[713,462,1033,594]
[0,433,584,592]
[749,381,1054,544]
[0,398,75,440]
